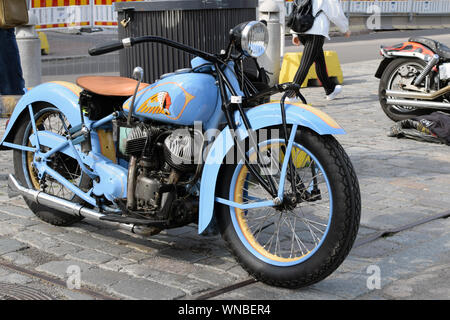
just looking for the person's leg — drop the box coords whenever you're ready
[0,28,25,95]
[292,34,322,87]
[313,45,336,96]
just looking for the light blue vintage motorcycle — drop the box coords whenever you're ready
[0,21,360,288]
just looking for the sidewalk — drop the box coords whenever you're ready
[0,58,448,300]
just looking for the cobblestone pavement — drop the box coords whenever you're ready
[0,59,449,300]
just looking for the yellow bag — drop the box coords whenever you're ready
[0,0,28,29]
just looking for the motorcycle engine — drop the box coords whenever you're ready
[118,122,203,215]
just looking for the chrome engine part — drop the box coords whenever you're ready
[135,175,161,209]
[125,124,152,157]
[163,130,204,172]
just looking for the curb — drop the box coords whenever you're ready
[41,55,91,62]
[41,53,119,62]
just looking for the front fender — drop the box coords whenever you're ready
[197,102,345,234]
[0,81,83,148]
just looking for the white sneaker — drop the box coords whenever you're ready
[326,85,342,101]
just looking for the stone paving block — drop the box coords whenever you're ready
[6,217,41,228]
[55,232,132,257]
[65,221,101,234]
[120,262,212,295]
[158,246,210,263]
[350,238,404,259]
[0,205,34,219]
[308,268,377,299]
[44,243,83,257]
[66,249,115,265]
[79,267,131,289]
[188,266,241,288]
[224,265,250,280]
[108,277,185,300]
[0,238,29,255]
[139,256,199,275]
[0,267,9,277]
[0,222,23,236]
[385,264,450,300]
[1,252,34,266]
[35,260,92,280]
[194,256,239,275]
[0,272,33,285]
[28,223,68,237]
[360,208,433,230]
[55,287,96,300]
[228,282,344,300]
[119,250,152,263]
[163,225,196,237]
[14,229,60,251]
[99,259,134,272]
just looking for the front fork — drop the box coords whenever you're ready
[215,62,304,207]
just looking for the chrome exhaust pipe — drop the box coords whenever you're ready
[385,85,450,100]
[8,174,156,236]
[386,98,450,110]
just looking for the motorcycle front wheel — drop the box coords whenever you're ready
[215,127,361,288]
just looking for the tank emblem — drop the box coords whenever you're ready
[136,91,172,115]
[135,82,195,120]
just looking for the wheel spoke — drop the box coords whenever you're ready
[232,139,332,263]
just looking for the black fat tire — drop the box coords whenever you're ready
[379,58,431,122]
[12,104,86,226]
[215,128,361,288]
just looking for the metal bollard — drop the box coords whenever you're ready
[258,0,281,86]
[16,11,42,88]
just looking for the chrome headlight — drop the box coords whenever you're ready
[231,21,269,58]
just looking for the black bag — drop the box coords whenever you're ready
[414,112,450,145]
[287,0,316,33]
[388,112,450,145]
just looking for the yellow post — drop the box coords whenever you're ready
[279,51,343,87]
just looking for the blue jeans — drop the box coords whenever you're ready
[0,28,25,95]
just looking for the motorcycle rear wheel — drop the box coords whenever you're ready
[379,58,431,122]
[12,103,90,226]
[215,127,361,288]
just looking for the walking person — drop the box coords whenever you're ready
[0,27,25,96]
[0,0,29,114]
[289,0,351,101]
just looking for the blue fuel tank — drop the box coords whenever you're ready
[122,71,219,126]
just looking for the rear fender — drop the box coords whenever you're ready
[380,42,435,62]
[375,58,393,79]
[197,101,345,234]
[0,81,83,149]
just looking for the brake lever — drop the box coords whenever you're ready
[279,83,307,104]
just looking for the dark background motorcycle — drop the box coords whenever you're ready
[376,37,450,121]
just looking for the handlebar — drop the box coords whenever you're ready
[88,40,128,56]
[89,36,218,63]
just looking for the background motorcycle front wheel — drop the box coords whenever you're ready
[215,127,361,288]
[12,103,91,226]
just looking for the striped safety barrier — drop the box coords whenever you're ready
[93,0,140,27]
[30,0,450,30]
[30,0,140,30]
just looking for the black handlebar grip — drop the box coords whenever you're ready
[88,40,127,56]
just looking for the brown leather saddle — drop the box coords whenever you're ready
[76,76,150,120]
[76,76,149,97]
